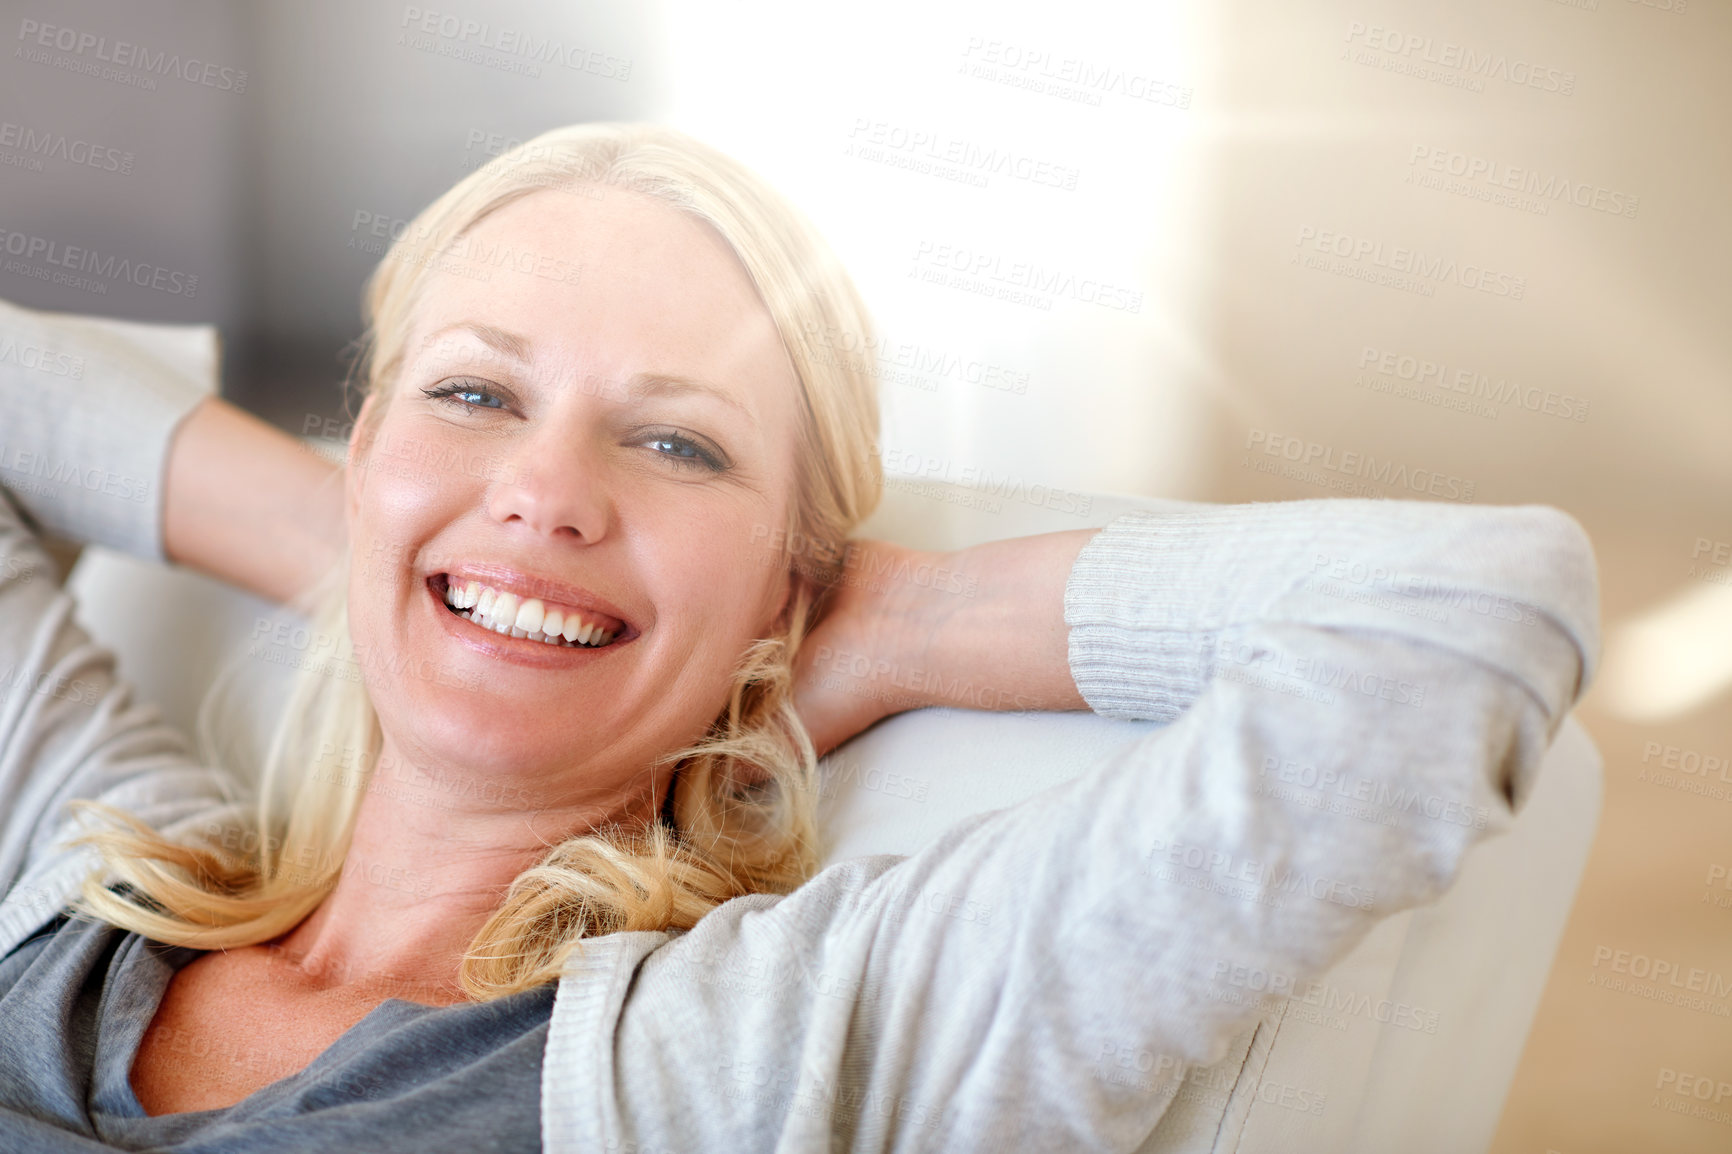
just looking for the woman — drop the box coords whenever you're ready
[0,123,1598,1152]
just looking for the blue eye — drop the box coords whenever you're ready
[640,431,728,473]
[421,380,507,411]
[420,379,730,474]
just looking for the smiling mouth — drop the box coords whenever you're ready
[431,574,625,649]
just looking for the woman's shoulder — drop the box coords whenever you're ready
[0,905,146,1012]
[3,882,194,966]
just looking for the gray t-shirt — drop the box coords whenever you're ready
[0,905,553,1152]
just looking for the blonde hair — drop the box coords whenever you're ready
[69,123,883,999]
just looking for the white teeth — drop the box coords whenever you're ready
[440,577,618,649]
[490,592,520,634]
[514,598,545,633]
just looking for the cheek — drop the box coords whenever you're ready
[352,437,478,560]
[653,571,782,737]
[664,503,789,623]
[633,510,788,708]
[358,450,462,531]
[345,460,465,646]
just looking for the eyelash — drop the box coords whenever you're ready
[421,381,507,411]
[636,433,728,472]
[418,380,730,473]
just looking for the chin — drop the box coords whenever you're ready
[394,687,580,773]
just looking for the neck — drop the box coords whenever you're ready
[270,734,665,1003]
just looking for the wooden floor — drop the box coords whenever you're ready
[1489,522,1732,1154]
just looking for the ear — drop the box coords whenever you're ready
[344,393,377,524]
[769,566,796,633]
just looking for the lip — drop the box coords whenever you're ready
[424,572,638,669]
[434,563,634,636]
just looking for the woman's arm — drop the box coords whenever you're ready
[570,499,1599,1153]
[792,533,1093,755]
[162,397,345,606]
[0,300,249,943]
[0,296,345,606]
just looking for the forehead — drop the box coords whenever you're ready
[404,186,796,416]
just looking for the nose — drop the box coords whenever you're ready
[486,428,611,543]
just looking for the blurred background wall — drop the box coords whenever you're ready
[3,0,1727,1149]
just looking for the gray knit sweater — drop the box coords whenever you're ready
[0,297,1599,1152]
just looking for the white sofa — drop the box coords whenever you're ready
[61,467,1601,1154]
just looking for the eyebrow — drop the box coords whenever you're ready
[424,322,532,363]
[424,322,754,418]
[624,373,753,418]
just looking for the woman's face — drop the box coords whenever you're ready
[343,185,802,823]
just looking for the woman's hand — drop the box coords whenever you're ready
[790,531,1098,758]
[790,539,927,757]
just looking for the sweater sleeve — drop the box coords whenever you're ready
[562,498,1599,1153]
[0,295,215,563]
[0,297,239,945]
